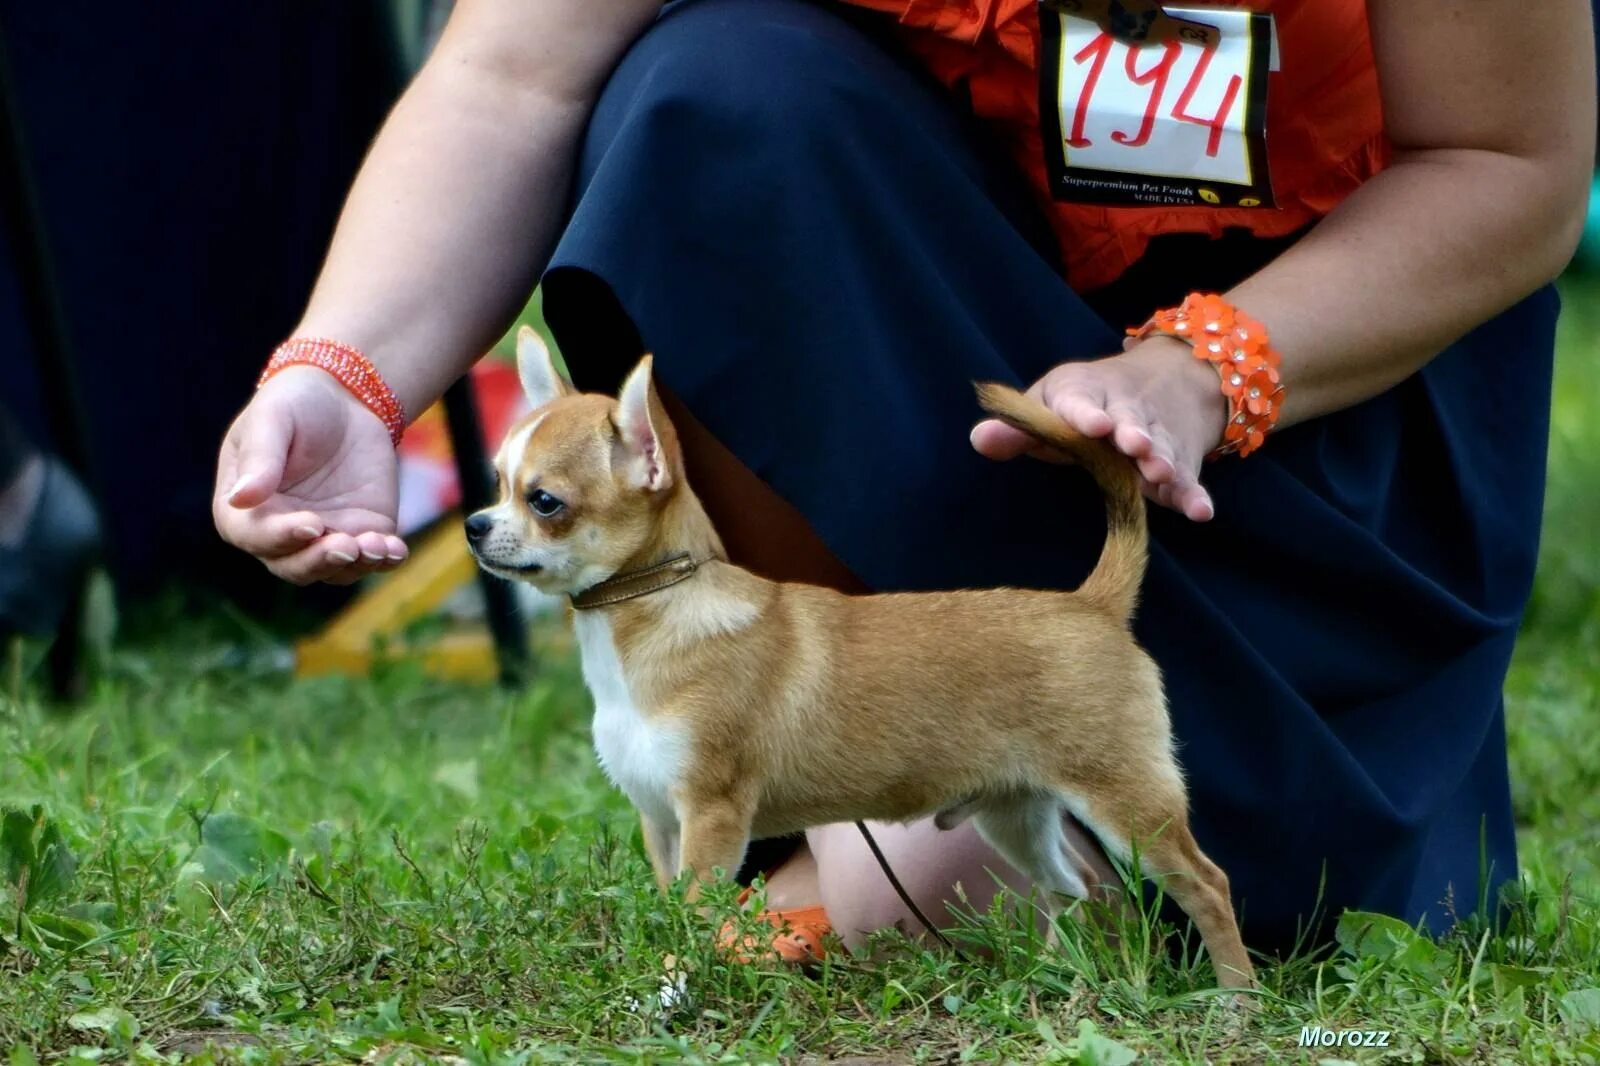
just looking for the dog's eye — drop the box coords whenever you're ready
[527,489,565,518]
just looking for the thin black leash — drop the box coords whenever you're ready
[853,820,968,961]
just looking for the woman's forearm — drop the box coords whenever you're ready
[292,70,585,417]
[1221,146,1591,429]
[1211,0,1595,431]
[291,0,658,418]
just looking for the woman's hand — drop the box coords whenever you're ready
[213,368,408,585]
[208,0,662,586]
[970,336,1226,522]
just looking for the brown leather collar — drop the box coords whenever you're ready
[569,553,702,610]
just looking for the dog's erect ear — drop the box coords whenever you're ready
[614,355,673,493]
[517,326,572,408]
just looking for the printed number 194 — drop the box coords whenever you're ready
[1050,5,1266,193]
[1067,32,1240,158]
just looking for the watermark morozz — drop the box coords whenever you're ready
[1299,1026,1393,1048]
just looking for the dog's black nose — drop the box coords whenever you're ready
[464,512,493,543]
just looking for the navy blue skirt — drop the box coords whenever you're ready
[542,0,1555,954]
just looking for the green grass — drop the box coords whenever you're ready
[3,279,1600,1064]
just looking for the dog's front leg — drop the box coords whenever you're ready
[639,812,679,892]
[675,798,754,903]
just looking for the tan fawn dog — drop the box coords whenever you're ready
[466,327,1254,989]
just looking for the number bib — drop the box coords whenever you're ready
[1038,0,1275,208]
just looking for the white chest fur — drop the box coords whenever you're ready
[573,611,686,827]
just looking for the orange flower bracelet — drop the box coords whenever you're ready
[1129,293,1285,458]
[258,337,407,447]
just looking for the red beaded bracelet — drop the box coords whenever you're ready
[258,338,407,447]
[1128,293,1285,458]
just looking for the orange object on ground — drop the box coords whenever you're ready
[835,0,1387,292]
[719,889,833,964]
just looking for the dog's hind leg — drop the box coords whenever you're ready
[1135,821,1255,989]
[970,793,1091,938]
[1068,785,1256,990]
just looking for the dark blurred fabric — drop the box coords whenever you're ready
[0,3,401,601]
[0,403,23,488]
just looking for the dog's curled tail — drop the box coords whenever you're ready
[975,382,1147,626]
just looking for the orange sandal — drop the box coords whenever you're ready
[718,887,833,964]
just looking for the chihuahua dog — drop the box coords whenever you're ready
[467,327,1253,988]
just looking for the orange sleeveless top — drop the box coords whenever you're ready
[839,0,1389,291]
